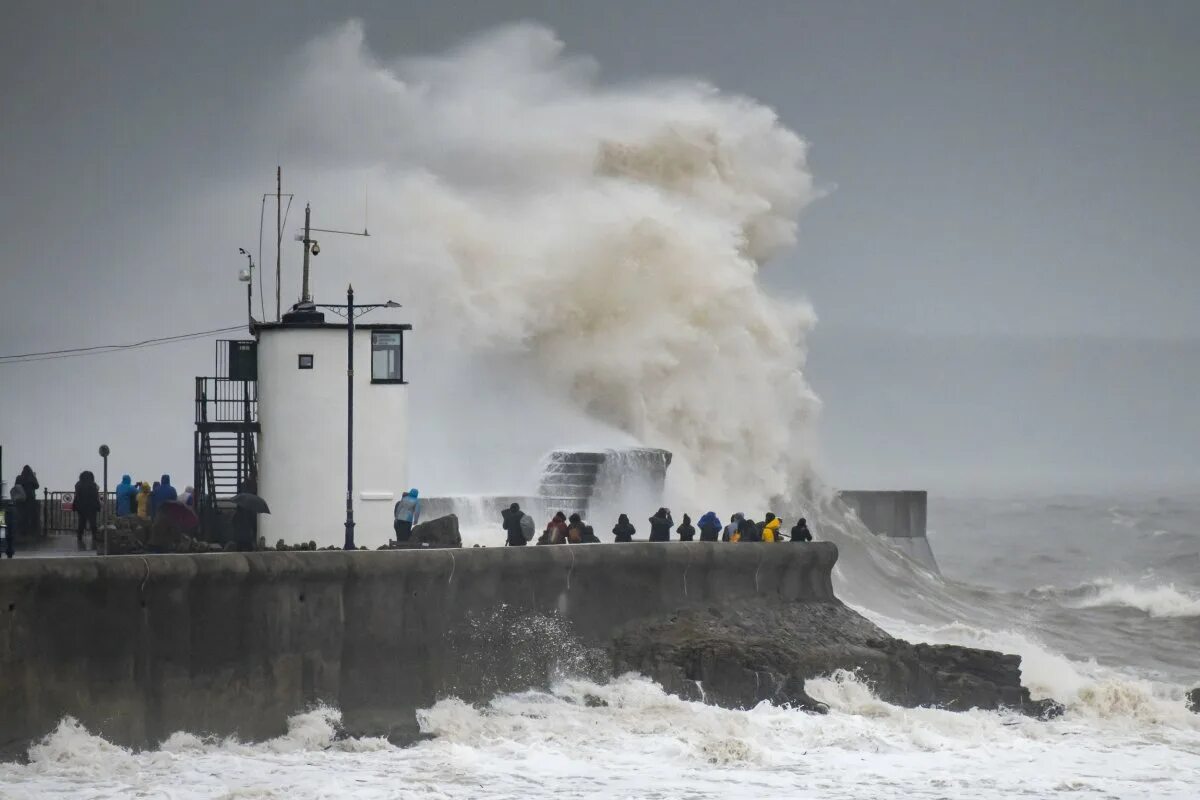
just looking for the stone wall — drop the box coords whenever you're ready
[0,542,836,756]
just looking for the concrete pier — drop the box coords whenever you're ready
[0,542,837,757]
[838,490,939,572]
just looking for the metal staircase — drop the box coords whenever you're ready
[194,341,259,531]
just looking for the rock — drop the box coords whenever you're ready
[610,600,1060,718]
[148,515,189,552]
[104,516,150,555]
[1187,688,1200,713]
[407,514,462,548]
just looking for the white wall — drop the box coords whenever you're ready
[256,326,408,548]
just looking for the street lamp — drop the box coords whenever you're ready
[315,285,401,550]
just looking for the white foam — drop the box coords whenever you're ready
[1072,580,1200,619]
[5,675,1199,799]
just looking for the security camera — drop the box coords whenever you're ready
[310,242,321,256]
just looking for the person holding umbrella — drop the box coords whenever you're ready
[230,486,270,552]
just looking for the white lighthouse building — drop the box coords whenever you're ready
[254,310,411,549]
[193,198,411,549]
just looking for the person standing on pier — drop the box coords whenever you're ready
[697,511,722,542]
[723,513,744,542]
[612,513,636,542]
[393,488,420,543]
[676,513,696,541]
[115,475,136,517]
[150,475,177,518]
[15,465,39,539]
[539,511,568,544]
[761,513,782,542]
[501,502,527,546]
[73,470,101,550]
[648,508,674,542]
[791,517,813,542]
[136,482,151,519]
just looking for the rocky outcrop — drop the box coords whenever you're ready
[611,600,1063,719]
[1187,688,1199,713]
[406,514,462,548]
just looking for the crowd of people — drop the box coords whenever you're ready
[3,464,192,554]
[112,473,189,521]
[497,504,814,546]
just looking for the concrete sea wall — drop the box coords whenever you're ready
[0,542,837,757]
[838,490,939,572]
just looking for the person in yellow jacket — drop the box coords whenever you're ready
[136,482,152,519]
[761,513,782,542]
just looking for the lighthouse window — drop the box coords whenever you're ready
[297,354,314,370]
[371,330,405,383]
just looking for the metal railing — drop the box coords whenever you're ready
[195,377,257,425]
[40,490,117,535]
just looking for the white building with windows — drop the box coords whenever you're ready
[253,316,411,549]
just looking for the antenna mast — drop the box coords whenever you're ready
[275,166,282,321]
[301,203,312,303]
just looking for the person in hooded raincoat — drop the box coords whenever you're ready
[15,465,39,538]
[539,511,568,545]
[648,508,674,542]
[697,511,722,542]
[723,513,744,542]
[393,488,420,543]
[150,475,177,518]
[74,470,102,549]
[580,524,600,543]
[676,513,696,542]
[791,517,813,542]
[115,475,136,517]
[761,513,782,542]
[501,503,527,547]
[566,513,587,544]
[136,482,152,519]
[612,513,636,542]
[739,516,761,543]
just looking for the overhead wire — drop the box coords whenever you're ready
[0,325,247,365]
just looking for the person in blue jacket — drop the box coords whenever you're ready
[150,474,177,518]
[393,488,420,543]
[114,475,136,517]
[697,511,722,542]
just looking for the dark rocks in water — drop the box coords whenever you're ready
[1187,688,1200,713]
[610,600,1062,718]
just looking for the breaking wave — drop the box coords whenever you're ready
[276,20,822,510]
[7,674,1199,799]
[1031,578,1200,619]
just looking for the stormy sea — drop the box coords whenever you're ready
[3,21,1196,799]
[2,492,1197,799]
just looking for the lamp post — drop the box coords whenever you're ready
[315,286,400,550]
[99,445,109,520]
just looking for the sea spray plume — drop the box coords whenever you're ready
[279,21,822,509]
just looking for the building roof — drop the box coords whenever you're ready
[254,321,413,333]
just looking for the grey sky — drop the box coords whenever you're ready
[2,1,1198,493]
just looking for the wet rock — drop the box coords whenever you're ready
[1187,688,1199,713]
[610,600,1060,718]
[407,514,462,549]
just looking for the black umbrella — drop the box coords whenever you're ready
[230,493,271,514]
